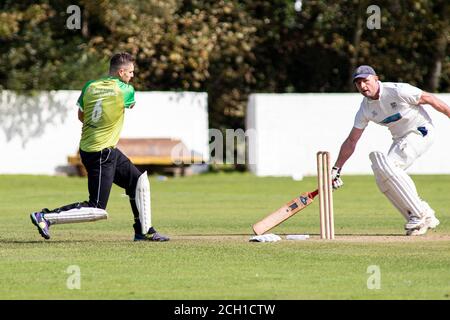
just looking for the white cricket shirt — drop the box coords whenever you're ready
[353,81,433,139]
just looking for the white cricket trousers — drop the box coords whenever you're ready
[383,124,435,221]
[387,125,434,170]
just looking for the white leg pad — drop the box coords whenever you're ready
[370,151,426,220]
[44,207,108,225]
[136,171,152,235]
[374,176,410,221]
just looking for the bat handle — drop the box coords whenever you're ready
[309,189,319,198]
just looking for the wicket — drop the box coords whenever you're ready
[317,151,335,239]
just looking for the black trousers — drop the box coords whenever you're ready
[80,147,142,210]
[47,147,144,234]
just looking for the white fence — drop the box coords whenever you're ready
[246,93,450,177]
[0,90,209,175]
[2,90,448,176]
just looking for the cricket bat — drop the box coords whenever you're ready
[252,189,319,235]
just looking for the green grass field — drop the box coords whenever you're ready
[0,173,449,300]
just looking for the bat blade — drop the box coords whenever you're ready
[252,189,318,235]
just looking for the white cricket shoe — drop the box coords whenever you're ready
[405,209,440,236]
[425,209,440,230]
[404,216,426,231]
[406,224,429,236]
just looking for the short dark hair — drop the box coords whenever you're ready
[109,52,134,72]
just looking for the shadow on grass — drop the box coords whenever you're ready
[327,233,406,237]
[176,233,405,236]
[3,233,439,245]
[0,238,138,244]
[0,239,95,244]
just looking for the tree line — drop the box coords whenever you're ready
[1,0,448,130]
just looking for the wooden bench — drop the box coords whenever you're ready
[67,138,204,177]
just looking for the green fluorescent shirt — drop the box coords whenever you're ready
[77,77,135,152]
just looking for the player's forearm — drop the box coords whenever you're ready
[429,96,450,117]
[420,92,450,117]
[334,138,357,169]
[78,109,84,122]
[434,99,450,117]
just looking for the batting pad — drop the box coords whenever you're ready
[44,207,107,225]
[135,171,152,235]
[370,151,425,220]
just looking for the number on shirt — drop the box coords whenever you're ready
[92,99,103,123]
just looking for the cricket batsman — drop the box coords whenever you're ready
[30,52,169,241]
[331,65,450,236]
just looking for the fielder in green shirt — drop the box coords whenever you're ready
[30,53,169,242]
[77,75,135,152]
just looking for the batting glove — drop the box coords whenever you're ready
[331,166,343,189]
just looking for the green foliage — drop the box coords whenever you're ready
[0,0,448,128]
[0,0,108,90]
